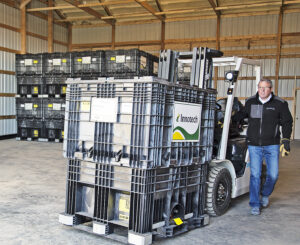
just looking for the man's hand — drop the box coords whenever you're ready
[280,138,290,157]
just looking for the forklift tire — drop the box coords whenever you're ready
[206,166,232,216]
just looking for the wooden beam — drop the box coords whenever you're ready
[62,0,114,25]
[0,70,15,75]
[275,6,283,95]
[161,20,165,50]
[48,0,53,53]
[207,0,221,16]
[112,24,116,49]
[135,0,164,21]
[19,0,31,9]
[0,93,16,97]
[0,115,16,120]
[155,0,163,12]
[20,0,26,54]
[98,0,113,16]
[0,46,21,54]
[68,23,72,52]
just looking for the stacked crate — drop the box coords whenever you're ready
[15,53,70,142]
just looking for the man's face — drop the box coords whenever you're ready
[258,81,272,100]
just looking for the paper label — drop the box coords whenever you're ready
[110,57,116,61]
[153,62,158,74]
[81,101,91,112]
[172,102,202,142]
[118,194,130,221]
[25,103,33,110]
[33,60,38,64]
[90,97,118,123]
[53,59,61,66]
[183,66,191,73]
[33,87,39,93]
[33,130,39,137]
[48,104,53,108]
[116,55,125,63]
[25,59,33,66]
[140,56,147,69]
[53,103,61,111]
[82,56,91,64]
[174,218,183,226]
[77,58,82,62]
[62,59,67,63]
[33,104,38,108]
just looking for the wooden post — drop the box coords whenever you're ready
[48,0,53,53]
[68,23,72,52]
[161,21,165,50]
[214,14,221,89]
[275,6,283,95]
[111,24,115,50]
[20,0,27,54]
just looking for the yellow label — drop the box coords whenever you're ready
[33,104,38,108]
[119,214,129,221]
[62,59,67,63]
[33,87,38,93]
[48,104,53,108]
[33,60,38,64]
[174,218,183,226]
[110,57,116,61]
[81,101,90,112]
[119,197,130,213]
[77,58,82,62]
[33,130,39,137]
[62,86,67,94]
[62,131,64,137]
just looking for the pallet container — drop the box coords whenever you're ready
[72,51,105,77]
[43,98,65,120]
[44,77,68,97]
[16,54,43,76]
[44,119,64,141]
[16,97,43,119]
[105,49,159,78]
[17,76,44,97]
[16,118,45,140]
[43,52,72,76]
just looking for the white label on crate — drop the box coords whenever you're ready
[25,59,33,66]
[53,59,61,66]
[20,60,25,64]
[25,103,33,110]
[53,103,61,111]
[62,104,66,108]
[92,58,97,62]
[126,56,131,60]
[82,56,91,64]
[172,102,202,142]
[90,97,118,123]
[48,59,53,63]
[116,55,125,63]
[21,104,25,108]
[183,66,191,73]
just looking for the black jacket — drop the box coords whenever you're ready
[239,92,293,146]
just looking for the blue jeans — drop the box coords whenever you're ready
[248,145,279,208]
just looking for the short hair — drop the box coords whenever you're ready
[259,78,273,88]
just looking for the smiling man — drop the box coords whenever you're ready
[236,78,293,215]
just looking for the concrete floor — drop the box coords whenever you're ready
[0,139,300,245]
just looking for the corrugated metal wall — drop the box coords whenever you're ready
[0,1,68,136]
[73,27,111,44]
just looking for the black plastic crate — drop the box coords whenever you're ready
[16,54,43,76]
[43,98,65,120]
[17,118,45,139]
[43,52,72,76]
[44,77,68,96]
[17,76,44,97]
[105,49,159,78]
[72,51,105,77]
[16,97,43,119]
[44,119,64,140]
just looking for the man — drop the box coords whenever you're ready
[237,78,293,215]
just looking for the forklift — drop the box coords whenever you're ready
[206,57,262,216]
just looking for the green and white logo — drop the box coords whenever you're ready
[172,102,202,142]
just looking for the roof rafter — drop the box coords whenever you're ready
[62,0,114,25]
[134,0,164,21]
[207,0,221,16]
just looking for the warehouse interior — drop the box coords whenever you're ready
[1,0,300,244]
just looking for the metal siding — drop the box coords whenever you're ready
[73,27,111,44]
[27,36,47,53]
[0,74,16,93]
[54,43,67,52]
[0,51,15,71]
[54,24,68,43]
[0,3,20,28]
[116,23,160,42]
[221,15,278,36]
[0,119,16,136]
[27,14,48,36]
[0,28,21,50]
[165,19,216,39]
[283,13,300,33]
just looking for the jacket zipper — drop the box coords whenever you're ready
[259,104,263,145]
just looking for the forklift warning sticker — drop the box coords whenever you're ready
[172,102,201,142]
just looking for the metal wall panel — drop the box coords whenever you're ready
[73,27,111,44]
[26,36,47,54]
[54,43,68,53]
[166,19,216,39]
[0,74,16,93]
[221,15,278,36]
[0,119,16,136]
[0,28,21,50]
[0,51,15,71]
[0,3,20,28]
[0,97,15,115]
[27,14,48,36]
[283,13,300,33]
[54,24,68,43]
[116,23,161,42]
